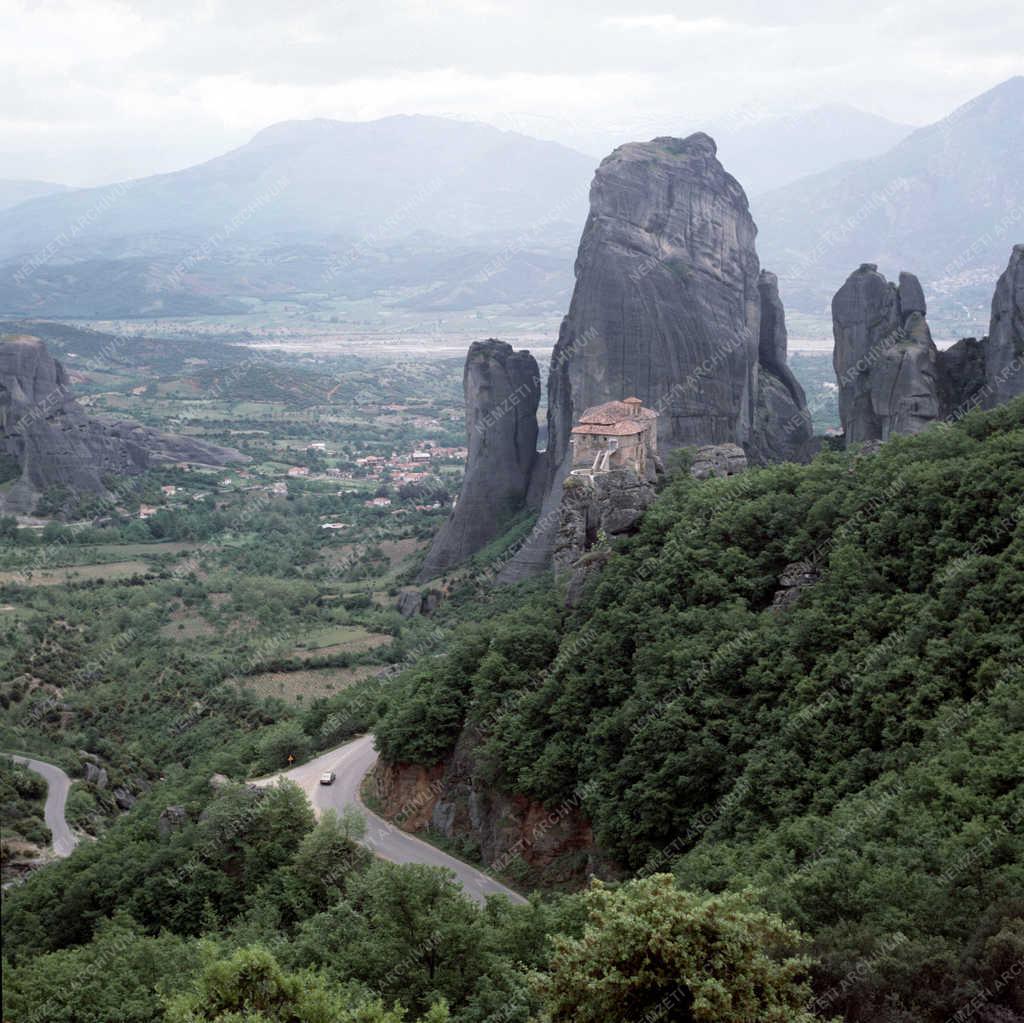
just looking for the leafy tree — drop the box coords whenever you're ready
[533,875,826,1023]
[1,912,201,1023]
[255,720,312,772]
[0,512,20,539]
[290,808,371,909]
[165,944,450,1023]
[291,862,491,1015]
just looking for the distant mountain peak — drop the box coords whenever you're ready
[754,75,1024,328]
[713,103,914,194]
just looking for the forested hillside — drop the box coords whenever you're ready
[376,398,1024,1022]
[3,400,1021,1022]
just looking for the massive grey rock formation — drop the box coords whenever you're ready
[499,133,809,581]
[832,264,941,444]
[418,339,541,580]
[0,334,245,514]
[832,249,1024,445]
[984,244,1024,406]
[546,133,761,468]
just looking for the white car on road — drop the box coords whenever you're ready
[320,770,336,785]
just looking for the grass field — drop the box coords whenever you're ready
[290,624,392,659]
[0,561,154,587]
[238,665,380,704]
[318,536,425,591]
[0,541,202,572]
[159,609,218,640]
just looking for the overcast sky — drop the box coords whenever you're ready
[4,0,1022,187]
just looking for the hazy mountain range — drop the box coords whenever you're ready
[531,104,913,190]
[0,117,593,259]
[0,79,1019,329]
[754,75,1024,336]
[0,179,69,213]
[714,104,913,194]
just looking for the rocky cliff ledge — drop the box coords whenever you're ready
[552,470,657,606]
[0,334,246,514]
[418,339,542,581]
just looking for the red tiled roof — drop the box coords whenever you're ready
[575,399,658,426]
[572,421,649,436]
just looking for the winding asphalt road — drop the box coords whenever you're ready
[3,753,79,857]
[253,734,526,905]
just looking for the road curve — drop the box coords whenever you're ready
[2,753,79,858]
[252,735,527,905]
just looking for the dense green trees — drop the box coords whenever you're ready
[166,945,452,1023]
[4,385,1022,1022]
[535,875,826,1023]
[1,913,202,1023]
[0,758,50,847]
[375,398,1024,1021]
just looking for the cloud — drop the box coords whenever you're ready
[599,14,772,35]
[0,0,1020,185]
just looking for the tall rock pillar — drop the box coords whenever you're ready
[418,339,541,581]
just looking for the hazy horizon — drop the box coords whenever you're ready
[4,0,1022,187]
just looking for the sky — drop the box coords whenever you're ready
[3,0,1023,187]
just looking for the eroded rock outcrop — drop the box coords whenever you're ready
[395,588,443,618]
[689,443,749,480]
[157,805,188,839]
[771,561,822,611]
[1,335,246,514]
[552,470,656,605]
[418,339,541,580]
[501,133,808,580]
[833,249,1024,443]
[832,265,941,444]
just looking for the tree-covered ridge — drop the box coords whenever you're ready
[376,398,1024,1021]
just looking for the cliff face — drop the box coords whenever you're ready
[374,731,617,889]
[0,335,245,514]
[500,133,808,580]
[832,265,941,444]
[985,244,1024,406]
[751,270,814,463]
[937,336,987,416]
[418,339,541,580]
